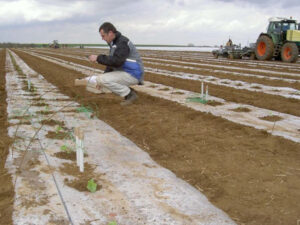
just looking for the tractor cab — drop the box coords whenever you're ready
[255,17,300,63]
[267,18,298,44]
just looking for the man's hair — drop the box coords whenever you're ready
[99,22,117,34]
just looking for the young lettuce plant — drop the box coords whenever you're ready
[87,178,97,193]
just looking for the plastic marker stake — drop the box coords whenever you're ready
[75,127,84,172]
[206,85,208,101]
[28,79,31,91]
[201,82,204,99]
[79,138,84,173]
[76,135,79,166]
[75,128,80,166]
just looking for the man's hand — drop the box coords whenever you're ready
[88,55,98,63]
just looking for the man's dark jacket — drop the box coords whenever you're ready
[97,31,144,81]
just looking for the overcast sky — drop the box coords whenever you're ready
[0,0,299,46]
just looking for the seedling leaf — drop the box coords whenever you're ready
[87,179,97,193]
[56,125,62,133]
[108,222,117,225]
[60,145,68,151]
[76,106,93,118]
[60,144,73,153]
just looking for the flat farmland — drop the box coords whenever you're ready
[0,47,299,225]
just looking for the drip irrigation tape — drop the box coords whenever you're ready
[37,138,74,225]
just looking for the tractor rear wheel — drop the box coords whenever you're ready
[281,42,298,63]
[255,35,274,60]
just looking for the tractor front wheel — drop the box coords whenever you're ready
[281,42,298,63]
[250,52,256,60]
[255,36,274,60]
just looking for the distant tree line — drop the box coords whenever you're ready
[0,42,49,48]
[0,42,81,48]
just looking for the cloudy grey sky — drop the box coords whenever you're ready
[0,0,299,46]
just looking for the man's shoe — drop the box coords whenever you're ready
[121,89,137,106]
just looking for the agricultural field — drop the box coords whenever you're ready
[0,47,299,225]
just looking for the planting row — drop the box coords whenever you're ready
[16,49,300,142]
[31,48,300,93]
[32,48,300,75]
[50,47,300,70]
[23,49,300,117]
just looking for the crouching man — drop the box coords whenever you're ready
[88,22,144,105]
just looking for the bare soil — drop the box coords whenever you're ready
[230,107,251,113]
[45,131,72,140]
[41,119,65,127]
[0,49,14,225]
[60,162,102,192]
[206,100,224,106]
[259,115,283,122]
[2,49,300,225]
[53,151,77,161]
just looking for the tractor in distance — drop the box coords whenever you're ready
[255,17,300,63]
[49,40,60,49]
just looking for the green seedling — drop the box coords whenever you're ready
[108,221,117,225]
[60,144,68,151]
[67,131,75,142]
[55,126,75,141]
[11,109,23,117]
[55,125,63,134]
[44,105,50,113]
[76,105,93,113]
[87,179,97,193]
[76,105,93,118]
[60,144,73,153]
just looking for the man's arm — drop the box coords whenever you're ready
[98,41,130,67]
[88,55,113,73]
[104,66,113,73]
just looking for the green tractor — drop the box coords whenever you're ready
[255,17,300,63]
